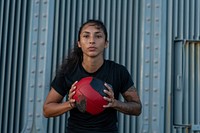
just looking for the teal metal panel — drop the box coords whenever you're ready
[0,0,31,132]
[0,0,200,133]
[173,41,200,133]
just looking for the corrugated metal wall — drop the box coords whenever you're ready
[0,0,199,133]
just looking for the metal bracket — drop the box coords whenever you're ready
[192,125,200,131]
[174,39,200,44]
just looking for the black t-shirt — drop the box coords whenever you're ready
[51,60,134,133]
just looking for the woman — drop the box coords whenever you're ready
[43,20,142,133]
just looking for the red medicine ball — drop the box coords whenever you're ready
[72,77,108,115]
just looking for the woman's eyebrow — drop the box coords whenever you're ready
[82,31,103,34]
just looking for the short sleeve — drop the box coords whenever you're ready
[51,75,68,97]
[120,66,134,94]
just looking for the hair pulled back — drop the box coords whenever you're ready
[57,19,108,77]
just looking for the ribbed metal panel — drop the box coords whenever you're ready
[0,0,31,133]
[173,41,200,133]
[169,0,200,133]
[0,0,200,133]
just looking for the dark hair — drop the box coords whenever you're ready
[57,19,108,77]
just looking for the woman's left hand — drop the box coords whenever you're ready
[103,83,116,108]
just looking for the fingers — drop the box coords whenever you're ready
[103,83,115,108]
[68,81,78,108]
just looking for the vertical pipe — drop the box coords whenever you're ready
[0,0,6,131]
[173,0,178,38]
[0,0,4,51]
[195,0,200,39]
[104,0,110,59]
[115,0,122,63]
[3,0,14,132]
[178,0,184,39]
[183,43,189,125]
[132,0,139,82]
[165,0,173,132]
[120,0,127,66]
[64,0,71,54]
[93,0,99,19]
[15,0,27,131]
[9,0,20,132]
[196,44,200,125]
[109,0,116,61]
[173,42,183,126]
[189,0,195,39]
[189,42,195,126]
[184,0,189,39]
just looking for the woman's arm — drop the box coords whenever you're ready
[103,84,142,116]
[43,82,77,118]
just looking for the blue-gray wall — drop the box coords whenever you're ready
[0,0,200,133]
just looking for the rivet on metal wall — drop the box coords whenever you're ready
[143,130,147,133]
[147,3,151,8]
[36,128,40,131]
[40,56,44,59]
[42,28,46,31]
[154,74,158,78]
[155,4,160,8]
[155,18,159,22]
[155,46,159,50]
[44,0,48,4]
[155,32,159,36]
[153,103,157,107]
[153,117,157,121]
[27,127,31,130]
[28,113,33,117]
[41,42,45,45]
[154,60,158,64]
[34,14,38,18]
[145,74,149,77]
[145,117,148,121]
[32,56,36,59]
[31,85,34,88]
[39,85,43,88]
[153,88,158,92]
[40,70,43,73]
[146,31,150,35]
[145,88,149,91]
[146,18,151,22]
[145,60,150,63]
[29,99,33,102]
[33,41,37,45]
[36,0,39,4]
[145,102,148,106]
[145,45,150,49]
[36,114,40,117]
[37,99,41,102]
[34,28,38,31]
[31,70,35,74]
[43,14,47,18]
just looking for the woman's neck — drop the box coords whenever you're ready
[82,57,104,73]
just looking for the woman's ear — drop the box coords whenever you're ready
[104,41,109,48]
[78,41,81,48]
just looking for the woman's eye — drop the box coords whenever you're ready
[83,35,89,38]
[96,35,102,38]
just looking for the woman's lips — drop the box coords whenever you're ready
[88,47,96,51]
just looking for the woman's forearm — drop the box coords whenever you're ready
[43,101,72,117]
[113,100,142,116]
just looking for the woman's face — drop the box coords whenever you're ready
[78,23,108,58]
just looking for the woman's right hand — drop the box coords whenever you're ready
[68,81,78,108]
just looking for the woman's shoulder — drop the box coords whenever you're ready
[105,60,127,69]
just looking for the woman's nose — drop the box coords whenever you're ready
[89,36,95,44]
